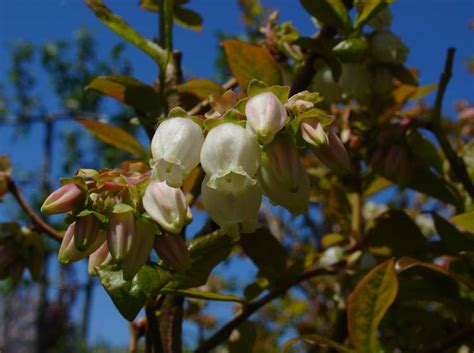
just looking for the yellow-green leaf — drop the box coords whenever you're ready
[222,39,282,90]
[77,119,147,157]
[160,288,244,303]
[450,210,474,233]
[347,258,398,353]
[355,0,394,30]
[176,78,225,100]
[86,75,161,115]
[283,334,352,353]
[84,0,167,67]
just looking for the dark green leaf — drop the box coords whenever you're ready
[174,6,203,31]
[332,37,368,63]
[355,0,394,30]
[432,212,474,255]
[300,0,352,34]
[97,264,170,321]
[77,119,147,158]
[347,259,398,353]
[86,75,161,116]
[222,39,282,90]
[161,288,244,303]
[240,228,289,284]
[367,210,426,258]
[228,322,258,353]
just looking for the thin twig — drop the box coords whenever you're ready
[431,48,474,199]
[6,176,62,242]
[194,266,340,353]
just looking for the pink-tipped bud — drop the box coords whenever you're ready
[107,210,135,263]
[58,223,106,264]
[74,213,101,251]
[303,121,350,175]
[41,183,83,215]
[154,233,190,271]
[122,218,156,280]
[88,241,113,276]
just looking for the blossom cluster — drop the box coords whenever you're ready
[41,82,350,279]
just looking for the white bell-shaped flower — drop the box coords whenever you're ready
[245,92,288,144]
[202,174,262,238]
[258,134,310,215]
[151,117,204,188]
[142,180,190,234]
[200,123,260,196]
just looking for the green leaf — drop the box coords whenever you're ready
[432,212,474,255]
[283,334,352,353]
[86,75,161,116]
[240,228,289,284]
[332,37,368,63]
[97,264,170,321]
[347,259,398,353]
[367,210,426,258]
[300,0,352,34]
[222,39,282,90]
[247,79,290,103]
[139,0,203,31]
[77,119,147,158]
[451,211,474,233]
[176,78,225,100]
[395,256,474,290]
[167,232,234,289]
[85,0,167,67]
[406,130,443,172]
[160,288,244,303]
[228,322,258,353]
[354,0,393,30]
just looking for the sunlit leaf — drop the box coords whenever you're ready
[77,119,147,157]
[283,334,353,353]
[86,75,161,116]
[84,0,167,67]
[347,259,398,353]
[222,39,282,90]
[176,78,225,101]
[450,211,474,233]
[355,0,394,30]
[364,177,392,196]
[300,0,352,34]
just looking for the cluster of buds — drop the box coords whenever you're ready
[43,81,352,276]
[41,162,191,280]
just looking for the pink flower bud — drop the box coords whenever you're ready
[74,213,101,251]
[142,181,189,234]
[58,223,106,264]
[154,233,190,271]
[107,210,135,263]
[245,92,288,144]
[304,123,351,175]
[88,241,112,276]
[41,183,83,215]
[122,217,156,280]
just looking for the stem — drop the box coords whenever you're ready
[6,176,62,242]
[349,192,362,240]
[431,48,474,200]
[194,266,340,353]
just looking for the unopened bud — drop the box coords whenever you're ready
[143,180,190,234]
[88,241,113,276]
[107,210,135,263]
[258,134,310,215]
[41,183,83,215]
[245,92,288,144]
[308,129,351,175]
[58,223,106,264]
[332,37,368,63]
[74,213,101,251]
[122,217,156,280]
[154,233,190,271]
[301,120,329,147]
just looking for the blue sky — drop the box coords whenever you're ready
[1,0,473,348]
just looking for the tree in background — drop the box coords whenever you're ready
[1,1,474,353]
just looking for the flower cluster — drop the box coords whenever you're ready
[42,81,351,279]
